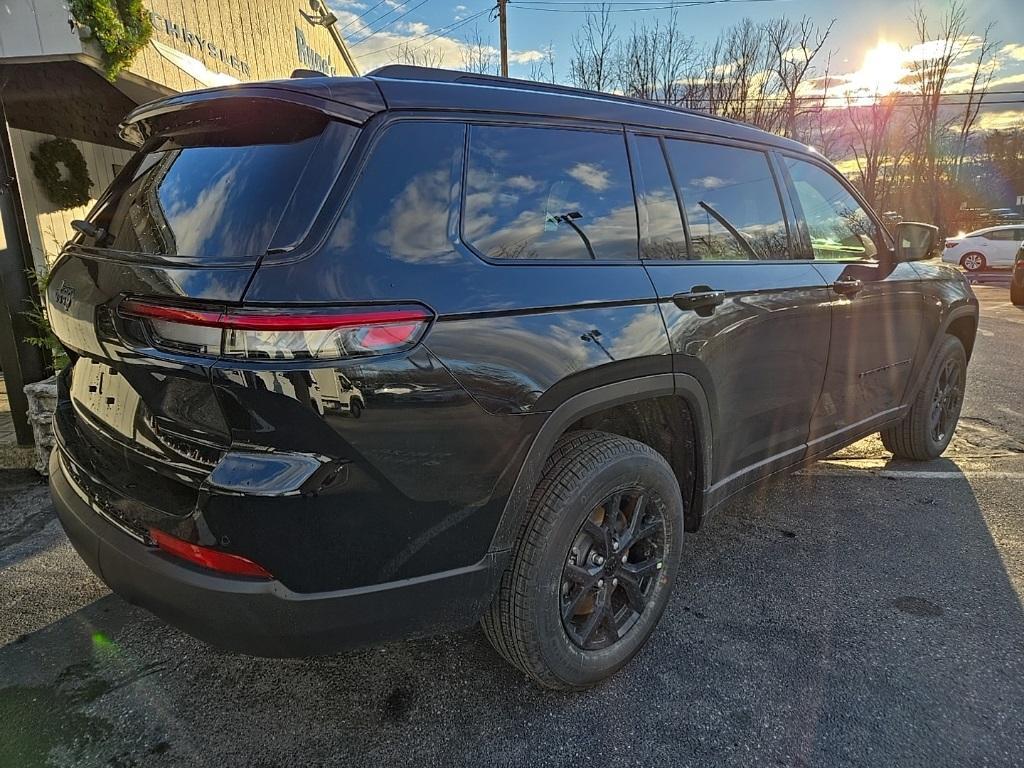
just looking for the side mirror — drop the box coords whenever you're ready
[895,221,938,262]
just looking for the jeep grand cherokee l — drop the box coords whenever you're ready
[47,66,979,690]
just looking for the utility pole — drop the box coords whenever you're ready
[497,0,509,77]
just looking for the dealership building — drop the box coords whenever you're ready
[0,0,358,442]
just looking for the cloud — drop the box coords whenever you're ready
[398,21,430,35]
[509,50,545,65]
[975,109,1024,132]
[568,162,611,192]
[1001,44,1024,62]
[987,72,1024,89]
[692,176,729,190]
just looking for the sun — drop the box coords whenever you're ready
[854,41,907,96]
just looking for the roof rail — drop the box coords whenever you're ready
[365,65,736,125]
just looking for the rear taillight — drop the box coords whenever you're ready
[118,300,432,360]
[945,241,958,249]
[149,528,273,579]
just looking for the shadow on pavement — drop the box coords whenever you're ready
[1,462,1022,767]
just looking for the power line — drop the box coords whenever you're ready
[514,0,789,11]
[349,0,435,46]
[336,0,395,35]
[516,0,785,5]
[351,8,491,58]
[707,92,1024,104]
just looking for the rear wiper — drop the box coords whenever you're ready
[698,201,759,260]
[71,219,106,240]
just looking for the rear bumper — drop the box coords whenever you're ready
[50,449,507,657]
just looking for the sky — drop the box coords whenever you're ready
[328,0,1024,130]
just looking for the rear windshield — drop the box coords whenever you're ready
[90,107,344,260]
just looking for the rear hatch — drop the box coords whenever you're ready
[47,91,365,539]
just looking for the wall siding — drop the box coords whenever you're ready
[8,128,133,273]
[127,0,356,89]
[4,0,356,274]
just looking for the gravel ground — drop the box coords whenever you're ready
[1,282,1022,768]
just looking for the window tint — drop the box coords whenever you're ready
[665,140,788,261]
[330,121,463,263]
[784,157,881,261]
[96,111,332,260]
[633,135,688,260]
[464,126,638,261]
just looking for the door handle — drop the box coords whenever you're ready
[672,287,727,314]
[832,277,864,296]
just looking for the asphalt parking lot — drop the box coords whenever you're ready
[2,279,1022,768]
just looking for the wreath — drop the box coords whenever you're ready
[30,138,93,210]
[69,0,153,81]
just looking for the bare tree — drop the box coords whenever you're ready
[767,16,835,139]
[461,25,499,75]
[905,0,969,220]
[569,4,616,92]
[395,42,446,69]
[846,93,910,213]
[528,44,557,83]
[805,54,845,157]
[616,12,692,103]
[952,23,998,181]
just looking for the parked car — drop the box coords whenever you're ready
[1013,244,1024,306]
[943,225,1024,271]
[47,67,979,690]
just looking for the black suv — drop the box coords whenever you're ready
[47,67,978,689]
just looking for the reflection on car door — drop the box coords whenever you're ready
[631,133,831,496]
[778,154,923,454]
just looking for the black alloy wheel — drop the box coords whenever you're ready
[481,430,685,690]
[561,489,665,651]
[930,356,964,446]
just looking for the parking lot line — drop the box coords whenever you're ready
[799,465,1024,480]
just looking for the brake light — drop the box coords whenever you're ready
[118,300,432,360]
[149,528,273,579]
[945,241,958,249]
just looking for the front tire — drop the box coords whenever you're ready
[481,430,684,690]
[1012,280,1024,306]
[960,252,986,272]
[881,335,967,460]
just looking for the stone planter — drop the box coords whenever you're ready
[23,375,58,476]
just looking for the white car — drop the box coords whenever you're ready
[943,225,1024,271]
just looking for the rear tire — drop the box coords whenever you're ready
[880,335,967,460]
[481,430,684,690]
[1012,281,1024,306]
[960,252,986,272]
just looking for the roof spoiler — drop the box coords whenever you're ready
[119,80,385,147]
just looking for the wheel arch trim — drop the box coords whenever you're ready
[905,303,978,408]
[488,373,714,551]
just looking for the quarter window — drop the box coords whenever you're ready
[784,157,882,261]
[331,121,464,264]
[463,126,638,261]
[664,139,789,261]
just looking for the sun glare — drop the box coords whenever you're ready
[854,41,907,96]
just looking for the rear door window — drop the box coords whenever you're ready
[664,139,789,261]
[632,135,688,260]
[463,125,638,261]
[90,109,346,260]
